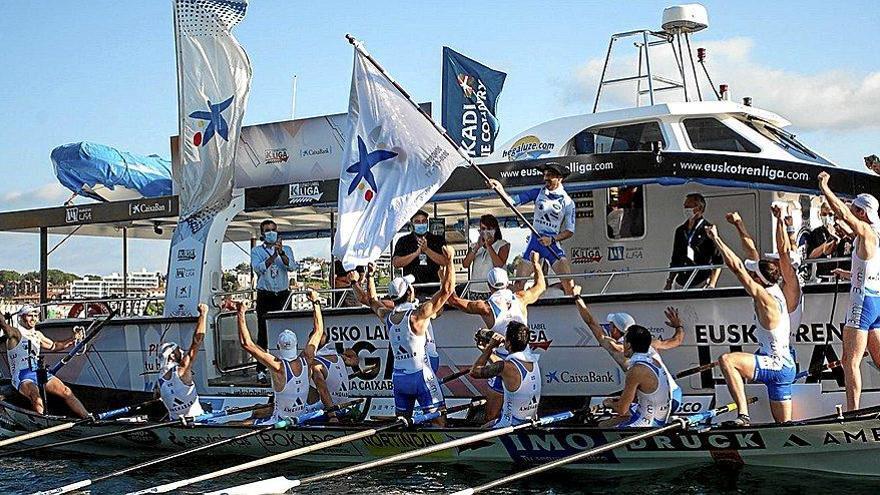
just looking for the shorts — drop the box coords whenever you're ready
[618,404,667,428]
[429,355,440,374]
[392,367,445,416]
[753,355,796,401]
[491,416,530,429]
[846,291,880,331]
[13,368,58,391]
[488,376,504,394]
[523,234,566,263]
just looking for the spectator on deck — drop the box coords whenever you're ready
[462,214,510,298]
[664,193,722,290]
[250,219,297,382]
[392,210,447,299]
[806,202,854,280]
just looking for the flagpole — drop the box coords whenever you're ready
[344,35,545,243]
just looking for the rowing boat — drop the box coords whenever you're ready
[3,398,880,477]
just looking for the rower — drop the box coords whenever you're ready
[236,290,335,424]
[447,251,546,422]
[0,305,89,418]
[818,171,880,411]
[571,285,683,412]
[358,245,455,424]
[726,207,804,363]
[706,224,795,424]
[601,325,676,428]
[304,330,358,417]
[486,162,576,295]
[154,303,208,421]
[469,322,541,428]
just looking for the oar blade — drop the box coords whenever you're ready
[0,421,77,448]
[31,479,92,495]
[203,476,299,495]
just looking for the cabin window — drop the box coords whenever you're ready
[683,117,760,153]
[574,122,665,154]
[606,186,645,239]
[739,118,833,165]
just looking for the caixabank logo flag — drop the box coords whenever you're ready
[502,135,555,161]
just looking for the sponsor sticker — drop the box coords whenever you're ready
[502,135,555,161]
[65,206,93,224]
[288,182,323,205]
[129,200,169,216]
[264,148,289,164]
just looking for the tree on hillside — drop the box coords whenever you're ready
[235,262,250,273]
[0,270,21,283]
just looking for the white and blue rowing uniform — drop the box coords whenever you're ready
[398,302,440,373]
[615,335,682,412]
[847,233,880,331]
[256,356,310,424]
[157,365,205,420]
[486,289,526,394]
[753,284,796,402]
[618,352,674,428]
[387,308,444,416]
[493,349,541,428]
[513,186,575,261]
[6,326,57,391]
[305,345,350,414]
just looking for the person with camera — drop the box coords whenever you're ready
[807,202,854,280]
[462,214,510,298]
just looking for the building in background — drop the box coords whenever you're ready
[69,269,163,299]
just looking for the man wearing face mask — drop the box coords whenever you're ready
[807,202,853,280]
[250,219,298,382]
[392,210,448,299]
[664,193,722,290]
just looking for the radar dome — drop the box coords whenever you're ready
[662,4,709,33]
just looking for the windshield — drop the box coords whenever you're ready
[738,117,833,165]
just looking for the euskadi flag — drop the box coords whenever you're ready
[333,47,467,270]
[174,0,252,222]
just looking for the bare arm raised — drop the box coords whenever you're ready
[236,301,282,373]
[516,252,546,305]
[179,303,208,377]
[818,171,877,261]
[413,245,456,325]
[726,211,760,261]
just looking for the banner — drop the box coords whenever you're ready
[173,0,252,221]
[441,47,506,157]
[333,48,467,270]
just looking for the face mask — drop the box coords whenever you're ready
[683,208,694,222]
[413,223,428,235]
[822,215,834,226]
[263,231,278,244]
[480,229,495,240]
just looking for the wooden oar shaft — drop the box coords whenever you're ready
[675,361,717,379]
[440,367,470,384]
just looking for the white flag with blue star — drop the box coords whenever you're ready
[334,48,467,270]
[174,0,252,221]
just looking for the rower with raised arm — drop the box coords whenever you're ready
[601,325,677,428]
[571,285,683,411]
[304,328,358,419]
[236,290,336,424]
[359,246,455,424]
[727,208,804,364]
[1,305,89,418]
[486,162,576,295]
[706,223,794,424]
[446,251,545,421]
[470,322,540,428]
[155,303,208,420]
[818,171,880,411]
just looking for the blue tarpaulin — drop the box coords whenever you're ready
[51,142,172,201]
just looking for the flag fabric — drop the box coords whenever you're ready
[333,48,467,270]
[173,0,252,221]
[441,47,506,158]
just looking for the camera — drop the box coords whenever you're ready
[474,328,495,347]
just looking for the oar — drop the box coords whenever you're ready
[205,407,581,495]
[49,310,116,375]
[0,398,161,449]
[450,397,758,495]
[127,399,486,495]
[31,399,365,495]
[440,367,470,384]
[674,361,717,379]
[0,402,270,458]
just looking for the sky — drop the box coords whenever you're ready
[0,0,877,276]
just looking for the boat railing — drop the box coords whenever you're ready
[37,294,166,319]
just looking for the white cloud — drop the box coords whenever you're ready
[565,37,880,131]
[1,182,71,211]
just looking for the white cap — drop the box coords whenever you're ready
[159,342,180,373]
[744,259,772,285]
[605,313,635,333]
[853,194,880,225]
[16,305,39,317]
[276,329,299,361]
[487,268,510,289]
[387,274,416,299]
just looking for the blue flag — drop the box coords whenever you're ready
[441,47,506,158]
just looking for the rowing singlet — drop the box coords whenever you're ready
[158,365,205,420]
[621,352,673,427]
[514,186,576,236]
[387,309,429,374]
[755,284,795,368]
[488,289,526,335]
[306,346,350,412]
[7,326,40,377]
[398,302,439,362]
[271,357,310,421]
[495,350,541,428]
[848,233,880,329]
